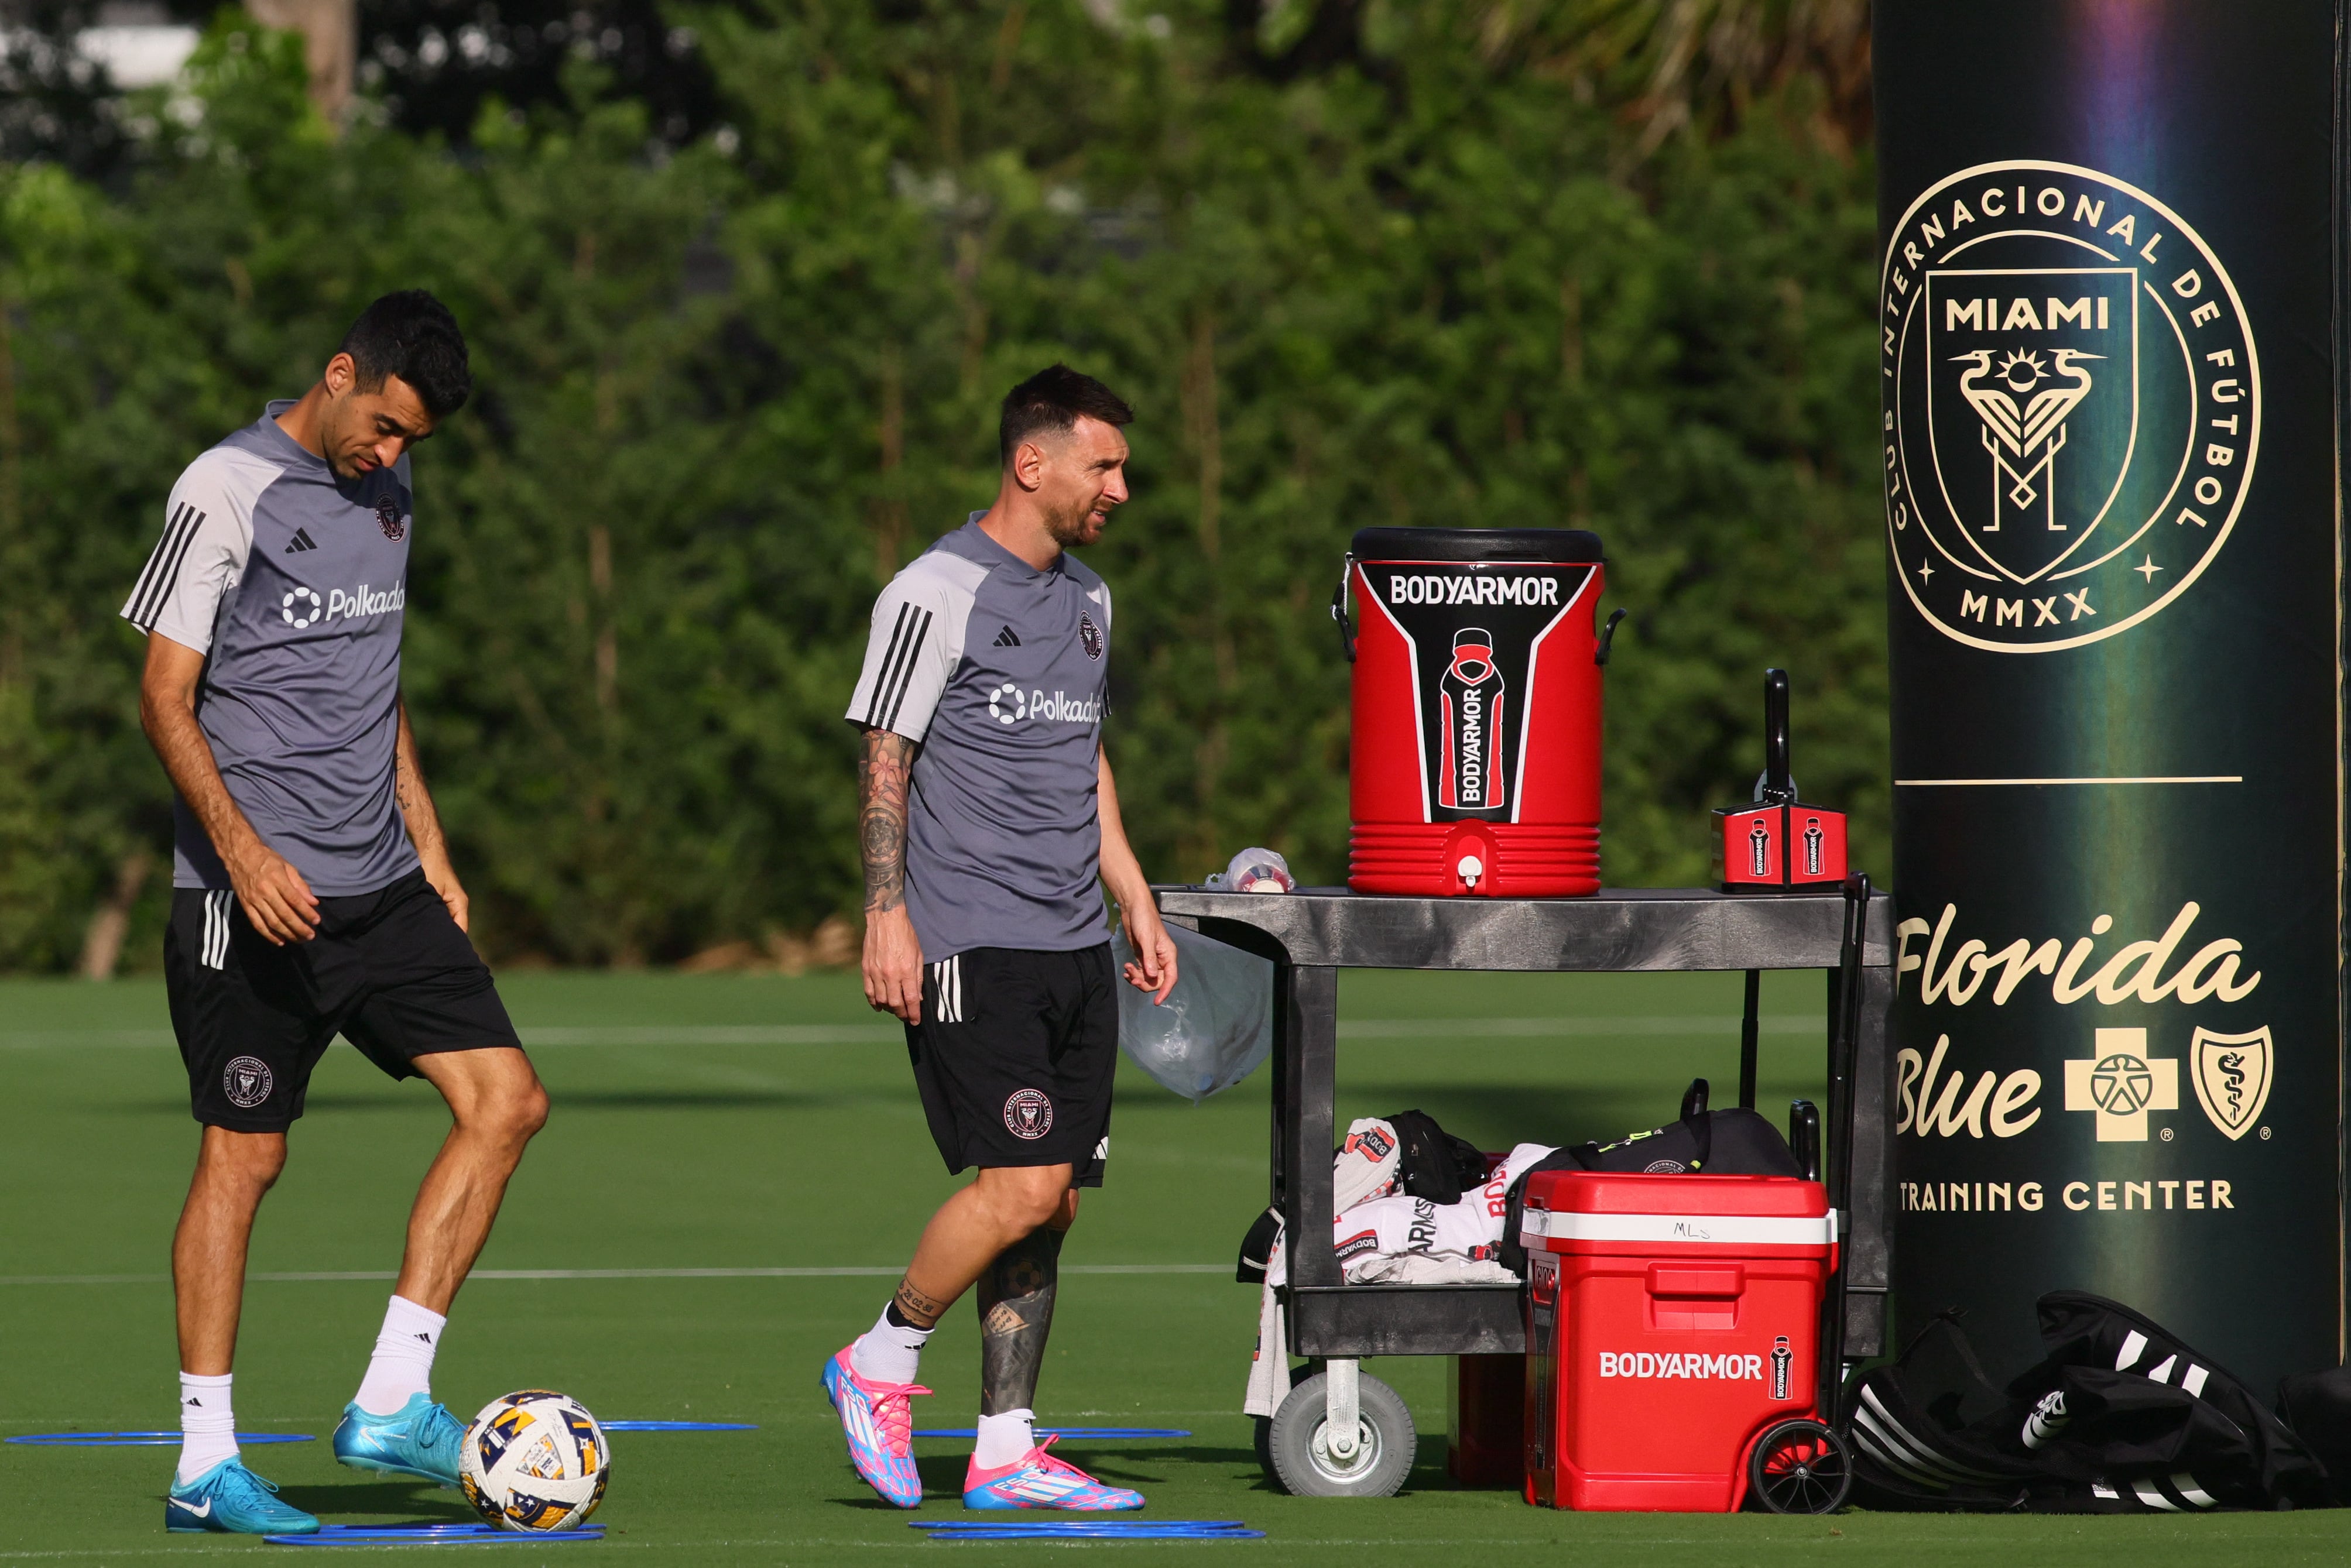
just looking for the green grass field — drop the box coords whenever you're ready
[4,967,2343,1563]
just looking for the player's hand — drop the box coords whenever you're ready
[1119,904,1179,1006]
[421,857,470,934]
[863,905,924,1024]
[225,840,320,945]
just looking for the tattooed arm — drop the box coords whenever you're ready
[394,699,469,932]
[859,726,924,1023]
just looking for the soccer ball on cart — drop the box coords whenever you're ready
[458,1390,611,1532]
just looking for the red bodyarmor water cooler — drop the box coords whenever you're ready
[1338,528,1614,897]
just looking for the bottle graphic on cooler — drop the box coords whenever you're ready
[1748,819,1771,878]
[1802,816,1825,877]
[1438,627,1506,812]
[1770,1335,1793,1400]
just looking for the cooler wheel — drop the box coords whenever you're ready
[1266,1371,1416,1497]
[1745,1418,1851,1514]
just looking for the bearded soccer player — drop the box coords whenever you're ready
[125,292,549,1536]
[823,365,1180,1512]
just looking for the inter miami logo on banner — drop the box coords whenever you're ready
[1882,161,2258,651]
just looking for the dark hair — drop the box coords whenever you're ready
[998,363,1133,465]
[340,290,472,418]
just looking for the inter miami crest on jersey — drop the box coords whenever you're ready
[375,492,406,541]
[1882,160,2258,652]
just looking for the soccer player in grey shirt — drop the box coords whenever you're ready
[124,293,547,1536]
[822,366,1180,1512]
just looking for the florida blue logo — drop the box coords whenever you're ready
[1882,160,2257,651]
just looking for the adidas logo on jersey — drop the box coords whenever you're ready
[284,528,318,554]
[992,626,1020,647]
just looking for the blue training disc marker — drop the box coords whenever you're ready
[911,1427,1190,1440]
[599,1420,757,1432]
[7,1430,313,1447]
[917,1523,1263,1541]
[266,1524,606,1546]
[911,1521,1257,1534]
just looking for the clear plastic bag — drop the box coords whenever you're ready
[1111,922,1274,1103]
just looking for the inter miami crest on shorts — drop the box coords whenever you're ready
[1003,1088,1054,1140]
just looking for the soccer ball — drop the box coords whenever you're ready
[458,1391,610,1532]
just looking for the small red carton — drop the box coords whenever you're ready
[1716,802,1848,891]
[1521,1171,1836,1511]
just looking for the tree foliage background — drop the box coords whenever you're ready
[0,0,1886,972]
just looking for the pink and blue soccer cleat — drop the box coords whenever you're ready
[821,1345,929,1508]
[962,1435,1145,1511]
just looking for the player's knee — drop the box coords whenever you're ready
[201,1128,286,1193]
[461,1075,548,1144]
[992,1169,1072,1231]
[500,1080,550,1142]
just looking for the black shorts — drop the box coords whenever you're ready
[164,869,522,1132]
[906,945,1116,1186]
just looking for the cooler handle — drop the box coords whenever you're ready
[1331,553,1358,665]
[1595,608,1628,666]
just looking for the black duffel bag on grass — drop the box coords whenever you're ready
[1850,1292,2332,1511]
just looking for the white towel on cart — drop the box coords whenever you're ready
[1244,1141,1557,1416]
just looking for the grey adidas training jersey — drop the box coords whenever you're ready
[121,403,420,895]
[848,516,1113,961]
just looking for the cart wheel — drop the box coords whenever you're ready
[1266,1371,1416,1497]
[1746,1419,1851,1514]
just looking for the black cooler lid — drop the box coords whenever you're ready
[1350,526,1603,563]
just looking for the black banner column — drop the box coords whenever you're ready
[1876,2,2345,1395]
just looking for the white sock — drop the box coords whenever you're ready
[972,1409,1036,1470]
[849,1302,933,1387]
[177,1372,238,1484]
[354,1295,445,1415]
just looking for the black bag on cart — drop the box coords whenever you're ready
[1497,1079,1805,1277]
[1385,1109,1489,1204]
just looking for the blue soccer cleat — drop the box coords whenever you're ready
[821,1344,930,1508]
[165,1456,321,1535]
[962,1436,1145,1511]
[331,1391,468,1487]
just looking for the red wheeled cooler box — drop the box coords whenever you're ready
[1520,1171,1838,1512]
[1334,527,1618,897]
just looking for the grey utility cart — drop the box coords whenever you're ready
[1153,880,1898,1500]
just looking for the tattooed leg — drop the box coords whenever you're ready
[978,1225,1065,1416]
[893,1275,948,1332]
